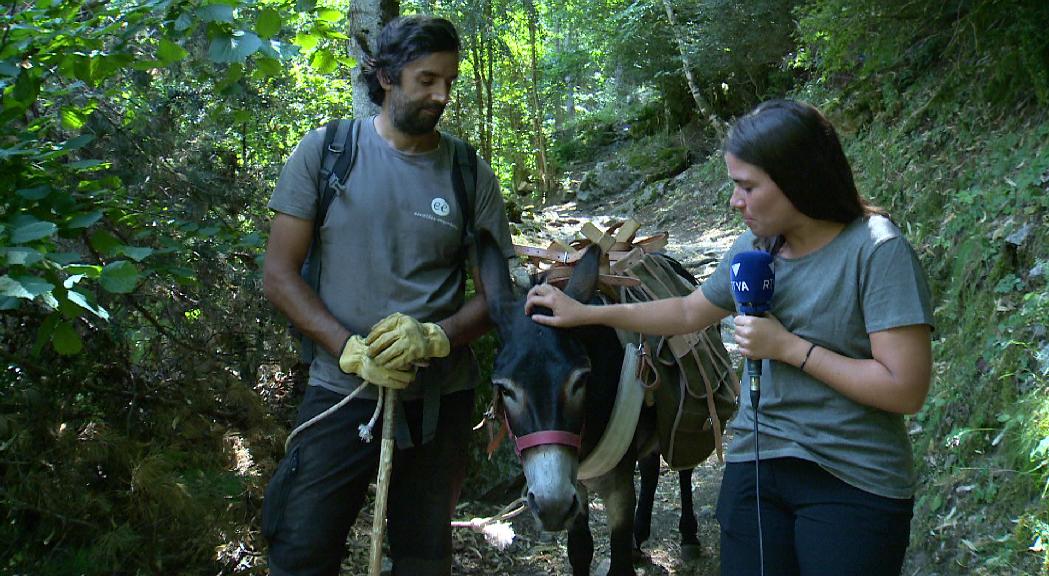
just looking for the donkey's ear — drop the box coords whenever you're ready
[563,244,601,303]
[476,228,515,331]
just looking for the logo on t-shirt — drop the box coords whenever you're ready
[431,198,451,217]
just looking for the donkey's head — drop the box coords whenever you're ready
[478,231,602,531]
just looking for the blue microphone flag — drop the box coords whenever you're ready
[730,251,775,315]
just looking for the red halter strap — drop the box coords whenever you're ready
[513,430,582,456]
[504,412,582,457]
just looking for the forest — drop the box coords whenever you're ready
[1,0,1047,574]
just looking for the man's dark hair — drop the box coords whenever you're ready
[362,16,460,106]
[724,99,884,229]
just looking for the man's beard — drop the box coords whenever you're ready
[390,90,445,136]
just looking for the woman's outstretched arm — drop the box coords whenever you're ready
[525,283,733,336]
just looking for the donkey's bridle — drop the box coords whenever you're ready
[492,368,589,458]
[510,427,582,457]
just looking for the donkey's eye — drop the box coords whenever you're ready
[570,373,588,396]
[493,380,517,403]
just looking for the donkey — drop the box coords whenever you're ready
[635,455,701,561]
[478,231,701,575]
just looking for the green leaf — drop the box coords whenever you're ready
[254,56,283,77]
[3,247,43,266]
[256,8,281,39]
[295,0,316,12]
[66,211,103,229]
[12,70,40,105]
[100,261,139,294]
[273,40,299,59]
[238,232,263,247]
[1033,436,1049,458]
[49,253,84,266]
[11,220,57,244]
[0,276,33,299]
[310,48,337,74]
[0,144,34,159]
[61,107,87,129]
[0,274,54,299]
[216,62,244,90]
[174,12,194,32]
[61,134,95,151]
[198,4,234,23]
[209,30,263,63]
[120,246,153,262]
[293,32,319,51]
[0,61,18,77]
[66,290,110,321]
[232,109,252,123]
[16,185,50,200]
[33,314,60,357]
[67,159,106,170]
[64,265,101,278]
[89,230,122,256]
[317,8,341,22]
[157,39,189,64]
[52,321,83,355]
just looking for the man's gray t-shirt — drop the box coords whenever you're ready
[268,117,515,402]
[701,216,933,499]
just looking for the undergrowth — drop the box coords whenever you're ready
[839,77,1049,574]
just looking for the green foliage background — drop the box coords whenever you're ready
[1,0,1047,574]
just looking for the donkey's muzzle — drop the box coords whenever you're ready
[521,445,581,531]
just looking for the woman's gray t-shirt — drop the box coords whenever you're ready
[701,216,933,499]
[268,118,515,402]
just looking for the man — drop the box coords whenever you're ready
[260,16,515,576]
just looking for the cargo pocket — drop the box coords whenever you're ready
[262,446,300,541]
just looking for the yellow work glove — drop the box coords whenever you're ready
[365,312,451,370]
[338,336,414,390]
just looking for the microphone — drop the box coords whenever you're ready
[730,251,775,399]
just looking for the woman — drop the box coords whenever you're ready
[525,99,933,576]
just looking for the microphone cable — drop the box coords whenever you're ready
[751,383,765,576]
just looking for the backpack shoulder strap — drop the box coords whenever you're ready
[449,136,477,246]
[299,118,358,362]
[317,119,358,227]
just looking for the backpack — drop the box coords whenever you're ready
[294,118,479,362]
[614,251,739,470]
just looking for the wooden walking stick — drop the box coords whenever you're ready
[369,387,398,576]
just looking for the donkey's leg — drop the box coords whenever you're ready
[566,483,594,576]
[678,467,702,561]
[633,452,659,557]
[599,464,639,576]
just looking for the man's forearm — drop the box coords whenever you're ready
[437,294,493,348]
[264,268,350,357]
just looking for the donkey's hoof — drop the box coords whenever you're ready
[681,543,703,562]
[632,546,648,564]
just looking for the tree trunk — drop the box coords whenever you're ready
[615,61,628,103]
[347,0,400,119]
[525,0,550,200]
[565,74,576,128]
[483,0,495,161]
[470,39,488,155]
[660,0,724,137]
